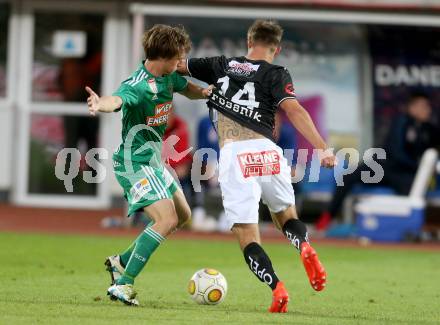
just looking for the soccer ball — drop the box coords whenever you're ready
[188,268,227,305]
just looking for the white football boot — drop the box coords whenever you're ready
[107,284,139,306]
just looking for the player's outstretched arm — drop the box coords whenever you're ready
[280,98,337,168]
[85,86,122,116]
[179,81,214,100]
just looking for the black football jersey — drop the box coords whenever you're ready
[187,56,296,140]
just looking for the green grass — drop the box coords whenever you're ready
[0,232,439,324]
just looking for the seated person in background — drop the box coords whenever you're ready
[316,92,440,231]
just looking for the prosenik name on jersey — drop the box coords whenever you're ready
[210,91,262,122]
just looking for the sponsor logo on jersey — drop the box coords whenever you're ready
[227,60,260,77]
[237,150,281,178]
[148,78,159,100]
[130,178,152,203]
[210,91,262,122]
[146,101,173,126]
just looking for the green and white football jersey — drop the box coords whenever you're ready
[111,61,188,214]
[112,61,188,166]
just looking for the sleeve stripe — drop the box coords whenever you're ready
[277,96,296,107]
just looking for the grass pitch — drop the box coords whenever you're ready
[0,232,439,324]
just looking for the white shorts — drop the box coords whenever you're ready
[218,138,295,229]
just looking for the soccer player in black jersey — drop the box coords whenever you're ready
[179,20,336,313]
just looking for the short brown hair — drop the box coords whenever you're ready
[247,20,283,48]
[142,24,191,60]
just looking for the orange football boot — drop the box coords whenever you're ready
[300,242,327,291]
[268,281,289,313]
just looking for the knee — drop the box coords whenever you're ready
[155,213,179,233]
[167,214,179,231]
[178,204,192,228]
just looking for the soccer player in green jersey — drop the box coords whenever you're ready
[85,24,212,306]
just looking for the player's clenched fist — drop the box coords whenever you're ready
[85,86,99,116]
[202,85,215,98]
[320,150,337,168]
[321,155,337,168]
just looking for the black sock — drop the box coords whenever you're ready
[282,218,309,252]
[243,242,279,290]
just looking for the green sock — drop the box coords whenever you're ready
[116,227,165,285]
[119,220,155,267]
[119,242,135,267]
